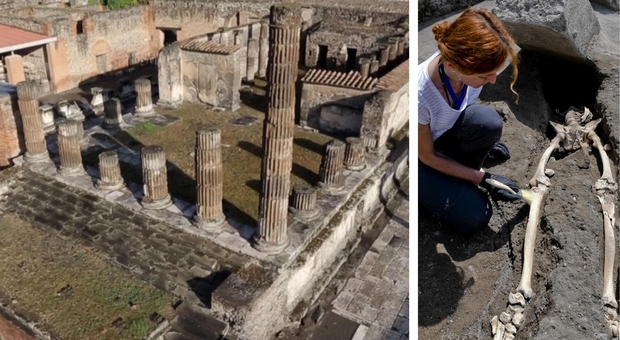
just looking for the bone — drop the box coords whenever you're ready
[504,333,515,340]
[499,311,512,324]
[507,304,524,314]
[530,134,564,187]
[505,323,517,335]
[512,312,524,328]
[491,315,499,335]
[508,292,526,307]
[493,323,505,340]
[517,185,549,299]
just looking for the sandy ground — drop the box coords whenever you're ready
[418,46,618,339]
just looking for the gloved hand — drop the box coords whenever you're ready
[487,141,511,162]
[479,171,521,202]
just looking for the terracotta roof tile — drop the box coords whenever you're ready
[376,59,409,91]
[301,69,378,91]
[179,39,241,54]
[0,23,56,53]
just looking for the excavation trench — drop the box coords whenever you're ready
[419,50,618,339]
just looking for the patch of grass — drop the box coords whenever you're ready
[0,214,177,340]
[129,122,165,135]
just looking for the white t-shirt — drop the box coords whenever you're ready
[418,51,483,141]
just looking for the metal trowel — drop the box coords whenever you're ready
[485,178,534,205]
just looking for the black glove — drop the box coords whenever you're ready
[479,172,521,202]
[487,141,511,162]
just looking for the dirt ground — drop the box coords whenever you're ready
[418,50,618,339]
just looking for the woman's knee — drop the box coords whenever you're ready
[465,104,503,140]
[440,188,493,234]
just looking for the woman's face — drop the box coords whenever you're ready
[461,71,498,88]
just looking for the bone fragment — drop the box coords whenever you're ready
[507,304,524,314]
[530,134,563,187]
[588,129,615,184]
[500,311,512,324]
[512,312,524,328]
[517,185,548,299]
[504,333,515,340]
[504,323,517,335]
[493,323,505,340]
[544,169,555,177]
[491,315,498,335]
[610,320,619,337]
[605,306,618,321]
[508,292,525,307]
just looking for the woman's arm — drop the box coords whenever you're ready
[418,123,485,184]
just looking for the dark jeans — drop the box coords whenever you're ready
[419,104,503,233]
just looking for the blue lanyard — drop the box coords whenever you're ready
[438,64,467,109]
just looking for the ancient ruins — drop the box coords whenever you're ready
[419,1,620,339]
[0,0,409,339]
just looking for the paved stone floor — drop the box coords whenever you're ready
[328,186,409,340]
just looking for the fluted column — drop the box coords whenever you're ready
[39,104,55,133]
[57,120,86,176]
[289,185,320,220]
[134,79,155,117]
[388,37,399,62]
[344,137,365,171]
[258,19,269,78]
[379,45,389,67]
[96,151,124,191]
[103,98,124,129]
[359,58,371,78]
[17,80,50,163]
[91,87,104,116]
[318,140,345,191]
[193,128,226,229]
[141,145,172,209]
[254,4,301,254]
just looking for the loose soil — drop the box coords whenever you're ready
[418,51,618,339]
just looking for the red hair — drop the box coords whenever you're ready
[433,8,519,97]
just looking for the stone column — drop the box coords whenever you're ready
[379,45,389,67]
[369,57,380,76]
[359,58,371,78]
[57,100,70,118]
[193,128,226,229]
[288,185,320,220]
[254,4,301,254]
[233,30,243,45]
[56,120,86,176]
[388,37,399,61]
[246,38,259,82]
[318,140,345,191]
[17,80,50,163]
[103,98,124,129]
[258,19,269,78]
[134,79,155,117]
[96,150,124,190]
[141,145,172,210]
[91,87,104,116]
[344,137,365,171]
[397,37,405,57]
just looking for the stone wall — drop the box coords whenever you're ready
[0,16,47,34]
[360,60,409,149]
[152,0,271,41]
[299,82,375,134]
[312,6,407,26]
[304,24,398,68]
[181,48,243,110]
[0,0,38,10]
[0,93,24,168]
[45,5,160,92]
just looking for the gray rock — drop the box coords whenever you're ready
[494,0,600,61]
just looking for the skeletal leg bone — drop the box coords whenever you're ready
[530,133,564,187]
[516,185,548,300]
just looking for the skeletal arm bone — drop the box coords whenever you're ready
[600,195,617,309]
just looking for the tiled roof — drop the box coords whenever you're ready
[376,59,409,91]
[301,69,378,91]
[179,39,241,54]
[0,23,56,54]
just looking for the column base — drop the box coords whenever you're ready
[288,206,321,221]
[252,234,289,254]
[192,213,226,231]
[135,106,156,117]
[58,165,88,177]
[156,100,181,109]
[24,151,51,164]
[316,181,346,195]
[345,163,366,171]
[93,105,104,117]
[96,179,125,191]
[141,194,173,210]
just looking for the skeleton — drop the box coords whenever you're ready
[491,108,618,339]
